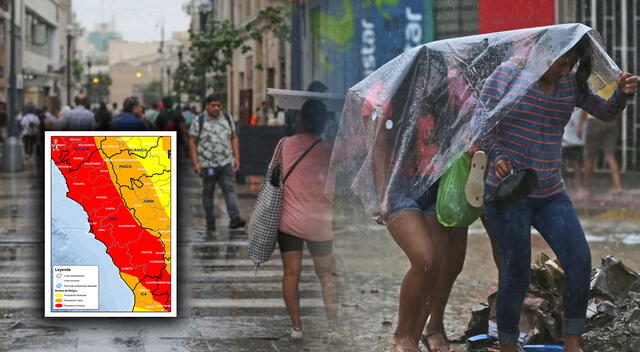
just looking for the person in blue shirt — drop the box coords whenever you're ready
[111,96,148,131]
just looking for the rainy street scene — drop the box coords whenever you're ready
[1,1,640,352]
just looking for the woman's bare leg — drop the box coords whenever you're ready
[312,254,339,329]
[420,216,468,352]
[281,250,304,329]
[387,211,440,350]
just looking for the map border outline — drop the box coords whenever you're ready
[44,131,177,318]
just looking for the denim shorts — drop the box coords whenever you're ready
[388,177,440,220]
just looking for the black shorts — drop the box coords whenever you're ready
[277,231,333,257]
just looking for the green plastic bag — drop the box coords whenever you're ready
[436,153,483,227]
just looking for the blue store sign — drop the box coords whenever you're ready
[308,0,433,92]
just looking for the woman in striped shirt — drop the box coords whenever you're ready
[478,36,637,352]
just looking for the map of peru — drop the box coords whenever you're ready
[50,136,172,313]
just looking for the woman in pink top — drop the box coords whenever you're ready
[277,100,337,341]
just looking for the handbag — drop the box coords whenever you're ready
[248,137,321,265]
[484,168,537,209]
[436,153,483,227]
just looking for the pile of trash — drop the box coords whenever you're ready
[583,256,640,352]
[463,254,640,351]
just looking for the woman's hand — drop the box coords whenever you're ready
[494,159,512,179]
[618,72,638,95]
[373,198,390,226]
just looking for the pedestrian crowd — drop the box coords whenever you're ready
[0,92,247,233]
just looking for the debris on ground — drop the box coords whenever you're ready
[583,256,640,352]
[464,254,640,351]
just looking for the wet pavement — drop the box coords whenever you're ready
[1,161,640,351]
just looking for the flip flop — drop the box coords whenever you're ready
[420,330,449,352]
[465,151,487,207]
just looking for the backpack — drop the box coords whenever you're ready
[161,110,180,131]
[197,111,233,142]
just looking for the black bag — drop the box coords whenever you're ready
[484,168,537,209]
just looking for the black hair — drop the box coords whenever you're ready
[205,94,223,105]
[75,95,89,107]
[123,96,140,113]
[307,81,328,93]
[24,103,37,114]
[299,99,327,134]
[566,36,592,96]
[162,96,173,110]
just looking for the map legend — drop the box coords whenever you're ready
[53,266,100,310]
[52,266,99,310]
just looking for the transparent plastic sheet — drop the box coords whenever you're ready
[328,24,622,217]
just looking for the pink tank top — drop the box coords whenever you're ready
[279,133,333,242]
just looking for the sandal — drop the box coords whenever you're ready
[420,330,449,352]
[465,151,487,207]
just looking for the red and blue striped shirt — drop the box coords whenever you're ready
[478,61,629,198]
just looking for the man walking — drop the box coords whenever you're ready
[63,94,96,130]
[189,94,245,232]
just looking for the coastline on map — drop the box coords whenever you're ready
[51,161,135,312]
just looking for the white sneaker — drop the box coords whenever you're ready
[327,329,339,340]
[290,328,303,341]
[465,151,487,207]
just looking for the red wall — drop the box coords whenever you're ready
[478,0,555,34]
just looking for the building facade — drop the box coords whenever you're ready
[18,0,73,109]
[0,0,8,103]
[0,0,75,109]
[185,0,291,124]
[75,17,188,108]
[109,32,188,107]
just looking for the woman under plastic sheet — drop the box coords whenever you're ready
[328,24,633,352]
[477,35,637,352]
[354,43,502,352]
[368,48,465,352]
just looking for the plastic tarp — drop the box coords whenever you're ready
[328,23,622,216]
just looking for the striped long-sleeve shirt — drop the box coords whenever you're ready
[478,61,629,198]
